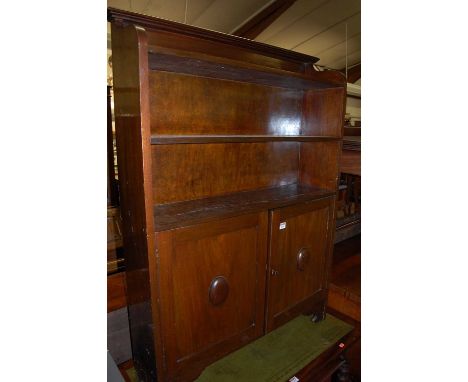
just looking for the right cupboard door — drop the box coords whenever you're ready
[266,197,334,332]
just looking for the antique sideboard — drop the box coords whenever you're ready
[108,8,346,381]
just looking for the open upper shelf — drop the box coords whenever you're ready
[151,135,340,144]
[148,51,344,90]
[153,184,334,231]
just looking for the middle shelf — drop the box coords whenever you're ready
[151,135,340,144]
[153,183,335,231]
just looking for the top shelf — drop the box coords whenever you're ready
[148,51,345,90]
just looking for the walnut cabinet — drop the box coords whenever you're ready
[108,7,346,381]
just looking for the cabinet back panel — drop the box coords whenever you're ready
[149,71,303,135]
[152,142,299,204]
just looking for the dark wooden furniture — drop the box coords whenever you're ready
[107,85,118,207]
[335,128,360,243]
[328,236,361,322]
[107,272,127,313]
[107,206,125,273]
[107,86,125,273]
[340,136,360,177]
[328,236,361,380]
[109,7,346,381]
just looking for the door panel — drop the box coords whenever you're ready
[156,212,268,381]
[266,198,333,332]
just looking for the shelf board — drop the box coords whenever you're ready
[151,135,340,145]
[148,51,345,90]
[154,184,335,231]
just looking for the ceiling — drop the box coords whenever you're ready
[107,0,361,70]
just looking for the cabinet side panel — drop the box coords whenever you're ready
[152,142,300,204]
[111,23,160,381]
[302,88,345,137]
[299,141,342,192]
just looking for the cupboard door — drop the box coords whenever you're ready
[156,212,268,381]
[266,198,334,332]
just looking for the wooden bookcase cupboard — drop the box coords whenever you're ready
[108,8,346,382]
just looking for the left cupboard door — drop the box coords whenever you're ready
[155,212,268,381]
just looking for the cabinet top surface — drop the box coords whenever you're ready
[153,184,335,232]
[108,7,319,65]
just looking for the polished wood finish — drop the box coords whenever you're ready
[300,141,342,191]
[343,127,361,136]
[149,71,303,135]
[341,150,361,176]
[152,142,299,204]
[110,22,160,381]
[341,136,361,176]
[109,7,346,381]
[297,247,311,271]
[156,213,268,381]
[266,198,334,332]
[328,236,361,322]
[151,135,338,144]
[148,52,340,91]
[302,88,346,137]
[146,31,306,73]
[208,276,230,306]
[153,184,334,231]
[107,272,127,313]
[232,0,298,39]
[108,7,318,67]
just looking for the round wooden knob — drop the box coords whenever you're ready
[297,248,310,271]
[208,276,229,306]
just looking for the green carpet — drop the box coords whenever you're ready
[196,314,353,382]
[123,314,353,381]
